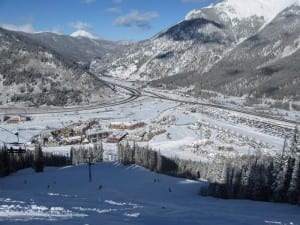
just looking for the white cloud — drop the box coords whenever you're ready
[82,0,96,4]
[71,21,92,30]
[0,23,61,34]
[106,7,122,14]
[113,10,159,30]
[1,23,36,33]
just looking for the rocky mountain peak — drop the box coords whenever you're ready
[186,0,299,22]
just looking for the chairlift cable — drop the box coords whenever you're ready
[0,126,27,142]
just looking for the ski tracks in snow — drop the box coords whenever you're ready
[0,196,143,222]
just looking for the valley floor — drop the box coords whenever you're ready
[0,92,297,162]
[0,162,299,225]
[0,82,299,224]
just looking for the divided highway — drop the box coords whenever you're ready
[143,90,298,130]
[0,73,298,133]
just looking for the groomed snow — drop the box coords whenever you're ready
[0,163,299,225]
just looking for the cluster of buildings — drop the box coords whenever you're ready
[33,120,148,147]
[0,115,32,124]
[108,121,146,130]
[2,114,167,152]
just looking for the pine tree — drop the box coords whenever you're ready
[290,125,299,154]
[33,144,44,172]
[70,147,74,164]
[287,153,300,204]
[272,128,300,202]
[287,125,300,204]
[271,136,289,201]
[0,146,10,176]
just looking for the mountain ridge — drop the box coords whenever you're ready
[1,0,300,104]
[0,28,113,107]
[90,0,300,102]
[151,4,300,102]
[91,0,300,82]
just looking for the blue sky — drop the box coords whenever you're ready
[0,0,214,41]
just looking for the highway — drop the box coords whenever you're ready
[0,74,298,132]
[0,77,141,115]
[143,89,298,130]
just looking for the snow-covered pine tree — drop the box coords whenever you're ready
[239,159,252,198]
[287,152,300,204]
[290,125,299,155]
[287,125,300,204]
[272,130,299,202]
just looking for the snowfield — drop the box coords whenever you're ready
[0,162,299,225]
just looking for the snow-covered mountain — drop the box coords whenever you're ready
[91,1,297,78]
[70,29,100,40]
[185,0,300,41]
[18,31,129,63]
[90,0,300,100]
[155,3,300,100]
[193,4,300,99]
[2,0,299,101]
[91,12,238,80]
[187,0,299,22]
[0,28,114,107]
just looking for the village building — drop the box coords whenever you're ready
[5,115,32,124]
[106,132,128,143]
[71,120,96,135]
[108,121,146,130]
[51,127,70,137]
[7,116,21,124]
[65,136,83,145]
[86,130,112,143]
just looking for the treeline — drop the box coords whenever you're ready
[200,151,299,204]
[70,143,104,165]
[0,143,104,177]
[201,127,299,204]
[118,143,180,176]
[0,147,34,177]
[117,137,299,204]
[11,86,83,106]
[0,145,71,177]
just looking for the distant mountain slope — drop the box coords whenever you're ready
[2,0,299,103]
[168,5,300,100]
[92,16,236,80]
[19,31,129,63]
[93,0,299,83]
[147,1,300,101]
[0,28,113,107]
